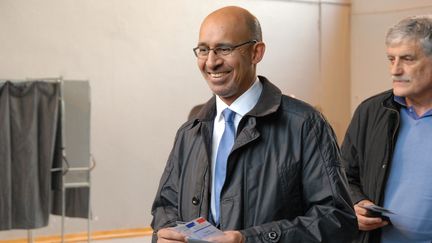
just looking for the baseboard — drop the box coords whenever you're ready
[0,227,153,243]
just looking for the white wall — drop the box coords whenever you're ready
[0,0,351,239]
[350,0,432,112]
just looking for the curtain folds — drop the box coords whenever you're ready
[0,81,60,230]
[0,81,90,231]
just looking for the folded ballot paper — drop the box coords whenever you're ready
[359,204,395,221]
[173,217,224,242]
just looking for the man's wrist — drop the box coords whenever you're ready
[238,231,245,243]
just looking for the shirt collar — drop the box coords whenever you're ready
[215,77,263,122]
[394,96,432,119]
[394,96,407,107]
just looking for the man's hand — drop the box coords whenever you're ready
[354,199,389,231]
[206,230,245,243]
[157,228,187,243]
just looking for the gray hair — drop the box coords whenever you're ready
[385,15,432,56]
[248,17,262,42]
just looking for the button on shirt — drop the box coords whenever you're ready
[210,78,263,222]
[394,96,432,119]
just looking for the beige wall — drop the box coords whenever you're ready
[350,0,432,112]
[0,0,351,239]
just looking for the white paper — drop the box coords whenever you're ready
[173,217,224,241]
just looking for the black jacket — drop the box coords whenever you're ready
[341,90,401,243]
[152,76,357,242]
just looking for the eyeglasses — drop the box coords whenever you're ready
[193,40,257,58]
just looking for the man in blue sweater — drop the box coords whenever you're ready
[341,15,432,243]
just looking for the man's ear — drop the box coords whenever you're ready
[251,42,266,64]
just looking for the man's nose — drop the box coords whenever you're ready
[205,50,223,68]
[390,59,403,76]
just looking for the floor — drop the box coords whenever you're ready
[98,236,152,243]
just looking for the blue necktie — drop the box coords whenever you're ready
[212,108,236,225]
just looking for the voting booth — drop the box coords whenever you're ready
[0,78,93,242]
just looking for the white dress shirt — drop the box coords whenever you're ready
[210,78,263,221]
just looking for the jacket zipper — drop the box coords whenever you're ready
[378,105,400,204]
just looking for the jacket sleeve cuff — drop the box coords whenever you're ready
[351,193,369,205]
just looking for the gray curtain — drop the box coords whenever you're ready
[51,188,90,218]
[0,81,60,230]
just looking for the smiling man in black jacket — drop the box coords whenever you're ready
[152,6,357,243]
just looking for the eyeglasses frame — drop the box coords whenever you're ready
[193,40,258,58]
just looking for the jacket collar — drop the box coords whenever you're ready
[193,75,282,123]
[246,76,281,117]
[381,89,401,111]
